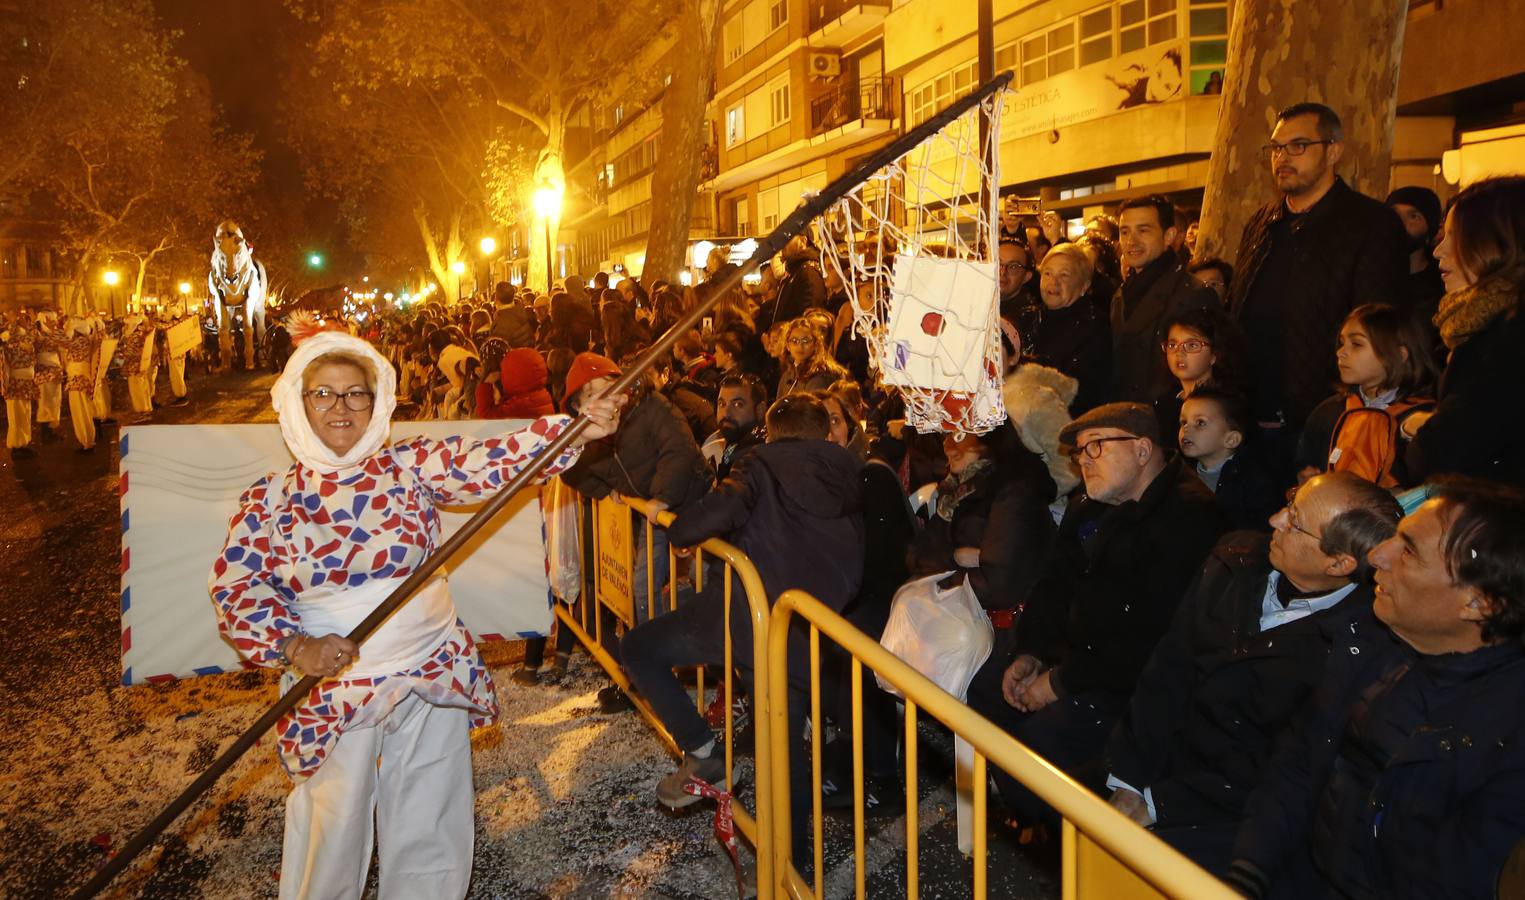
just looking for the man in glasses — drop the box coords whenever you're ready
[1228,477,1525,899]
[1104,472,1400,872]
[966,402,1226,827]
[998,238,1038,324]
[1228,103,1406,482]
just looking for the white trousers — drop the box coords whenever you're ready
[279,694,473,900]
[37,382,61,425]
[68,390,96,449]
[5,398,30,449]
[168,355,187,398]
[93,379,112,421]
[126,375,153,414]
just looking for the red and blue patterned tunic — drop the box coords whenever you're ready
[209,414,580,779]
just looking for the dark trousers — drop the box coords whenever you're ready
[621,574,815,853]
[965,654,1121,824]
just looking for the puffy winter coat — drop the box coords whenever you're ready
[475,348,555,419]
[561,390,710,511]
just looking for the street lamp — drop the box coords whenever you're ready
[450,259,467,304]
[308,253,324,268]
[533,181,562,292]
[103,270,121,316]
[479,236,497,297]
[178,281,192,296]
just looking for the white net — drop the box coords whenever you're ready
[818,87,1008,434]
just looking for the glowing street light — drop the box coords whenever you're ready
[102,270,121,286]
[308,253,324,268]
[533,181,563,291]
[479,236,497,256]
[178,281,192,296]
[450,260,466,275]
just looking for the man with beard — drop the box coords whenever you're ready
[1229,104,1407,477]
[700,373,767,483]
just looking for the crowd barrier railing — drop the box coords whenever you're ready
[765,588,1241,900]
[552,488,776,890]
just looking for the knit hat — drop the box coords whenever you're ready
[1385,186,1443,241]
[1058,402,1160,448]
[562,351,621,407]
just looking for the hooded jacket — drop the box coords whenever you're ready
[667,437,864,611]
[475,348,555,419]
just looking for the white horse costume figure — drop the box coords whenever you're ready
[206,219,267,371]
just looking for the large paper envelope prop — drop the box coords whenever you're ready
[882,254,998,391]
[119,420,555,686]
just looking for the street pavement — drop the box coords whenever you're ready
[0,367,1058,899]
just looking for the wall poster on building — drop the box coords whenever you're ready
[1002,38,1188,141]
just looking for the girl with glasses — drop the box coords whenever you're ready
[775,317,848,399]
[1152,305,1250,447]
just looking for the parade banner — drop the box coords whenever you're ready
[165,317,200,358]
[595,493,635,627]
[118,419,557,685]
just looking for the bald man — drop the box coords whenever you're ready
[1104,472,1402,871]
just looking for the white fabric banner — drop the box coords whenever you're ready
[119,420,554,685]
[165,317,200,358]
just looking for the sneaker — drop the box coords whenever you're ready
[821,770,905,818]
[656,749,739,809]
[169,396,189,407]
[509,666,540,686]
[597,685,634,713]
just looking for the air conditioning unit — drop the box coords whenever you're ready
[807,50,842,78]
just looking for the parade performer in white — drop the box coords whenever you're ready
[209,324,622,899]
[1,311,39,456]
[33,310,65,441]
[163,299,194,407]
[61,315,103,451]
[119,313,156,418]
[207,219,266,371]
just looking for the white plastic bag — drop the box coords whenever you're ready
[543,476,581,603]
[876,571,994,702]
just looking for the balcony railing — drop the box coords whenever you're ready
[810,75,898,134]
[808,0,891,33]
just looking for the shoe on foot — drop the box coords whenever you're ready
[169,396,189,407]
[597,685,634,713]
[656,748,738,809]
[509,666,540,686]
[10,446,35,458]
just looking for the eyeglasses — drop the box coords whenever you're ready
[1282,502,1323,542]
[1162,338,1211,354]
[303,388,375,412]
[1261,139,1333,158]
[1000,262,1031,273]
[786,336,815,347]
[1068,435,1137,463]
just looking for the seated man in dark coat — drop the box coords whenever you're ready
[620,394,864,821]
[1104,472,1402,872]
[966,402,1227,825]
[1228,477,1525,900]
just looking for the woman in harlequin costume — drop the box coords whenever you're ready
[208,326,622,899]
[61,315,103,451]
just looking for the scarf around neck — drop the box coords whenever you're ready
[1434,271,1522,350]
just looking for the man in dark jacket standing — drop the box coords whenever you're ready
[1104,472,1402,872]
[621,395,863,827]
[1227,478,1525,900]
[966,402,1226,823]
[1111,195,1217,402]
[1229,103,1408,461]
[488,282,537,347]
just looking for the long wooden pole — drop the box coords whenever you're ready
[69,69,1014,899]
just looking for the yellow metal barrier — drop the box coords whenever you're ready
[552,490,776,890]
[766,588,1241,900]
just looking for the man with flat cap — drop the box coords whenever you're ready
[966,402,1228,827]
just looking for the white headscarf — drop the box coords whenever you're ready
[271,330,398,473]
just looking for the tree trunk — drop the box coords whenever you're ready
[1196,1,1408,264]
[642,0,722,287]
[531,106,567,294]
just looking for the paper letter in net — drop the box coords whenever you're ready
[881,255,998,392]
